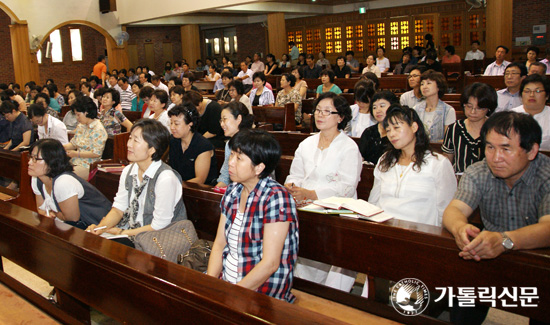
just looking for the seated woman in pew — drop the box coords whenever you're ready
[334,56,351,79]
[148,90,171,131]
[207,129,298,303]
[369,105,456,227]
[361,54,382,78]
[63,96,108,180]
[63,90,81,132]
[316,69,342,98]
[215,101,254,188]
[413,69,456,142]
[263,53,281,76]
[442,82,497,173]
[28,103,68,145]
[29,139,111,229]
[99,88,133,135]
[183,90,226,149]
[227,80,252,115]
[249,72,275,107]
[275,73,302,124]
[33,93,60,120]
[359,90,399,164]
[347,80,376,137]
[168,85,184,111]
[130,81,144,112]
[284,92,361,291]
[168,103,217,185]
[87,119,187,246]
[291,66,308,99]
[215,71,234,105]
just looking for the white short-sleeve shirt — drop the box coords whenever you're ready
[32,175,85,212]
[38,114,69,145]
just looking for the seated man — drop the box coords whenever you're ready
[0,100,32,151]
[464,40,485,61]
[443,111,550,262]
[528,61,548,76]
[483,45,510,76]
[496,62,526,112]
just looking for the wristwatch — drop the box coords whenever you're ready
[500,232,514,251]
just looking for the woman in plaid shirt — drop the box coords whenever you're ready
[207,129,299,303]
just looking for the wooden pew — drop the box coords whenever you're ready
[122,110,142,123]
[252,103,296,131]
[0,150,35,211]
[378,76,409,91]
[0,201,339,324]
[465,75,506,90]
[194,80,216,94]
[180,182,550,323]
[60,105,71,118]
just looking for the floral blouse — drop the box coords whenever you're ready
[99,107,127,135]
[275,88,302,123]
[70,119,108,168]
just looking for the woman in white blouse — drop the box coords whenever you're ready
[284,92,362,291]
[375,47,390,73]
[348,79,376,137]
[369,105,456,227]
[249,72,274,107]
[361,54,381,78]
[148,90,171,131]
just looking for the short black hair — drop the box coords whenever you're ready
[370,90,398,113]
[72,96,98,119]
[496,45,509,53]
[131,81,142,90]
[519,73,550,96]
[227,80,245,96]
[420,69,448,99]
[377,46,386,54]
[167,102,200,133]
[229,129,281,179]
[30,139,73,178]
[152,90,169,108]
[171,85,185,97]
[118,76,128,84]
[313,92,352,130]
[34,92,50,106]
[291,66,304,80]
[182,90,203,107]
[266,53,275,61]
[345,50,355,56]
[140,73,151,83]
[461,82,498,116]
[471,40,480,45]
[444,45,455,55]
[103,88,121,107]
[45,84,57,97]
[360,72,380,90]
[320,69,335,83]
[505,62,528,76]
[281,73,296,87]
[526,46,540,56]
[306,54,315,60]
[98,55,105,62]
[93,87,106,100]
[223,101,254,130]
[0,100,17,114]
[138,86,154,100]
[130,119,170,161]
[182,72,195,83]
[151,75,161,82]
[221,71,234,80]
[354,80,375,105]
[65,83,76,91]
[481,111,542,152]
[27,103,47,118]
[252,71,266,85]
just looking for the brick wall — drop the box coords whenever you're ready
[38,25,106,89]
[0,10,15,84]
[512,0,550,58]
[235,23,267,64]
[126,26,182,74]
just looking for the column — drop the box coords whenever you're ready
[106,27,129,71]
[9,23,40,85]
[485,0,513,57]
[267,13,287,59]
[181,25,201,69]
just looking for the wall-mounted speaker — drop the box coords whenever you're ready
[45,41,52,59]
[99,0,117,14]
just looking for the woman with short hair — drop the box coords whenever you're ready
[29,139,111,229]
[87,119,187,246]
[375,47,390,73]
[275,73,302,124]
[227,80,252,115]
[99,88,133,135]
[264,53,280,76]
[148,90,170,131]
[362,54,381,78]
[291,67,308,99]
[63,96,108,179]
[207,129,298,303]
[168,103,217,185]
[249,72,275,106]
[316,69,342,98]
[525,46,540,71]
[183,90,225,148]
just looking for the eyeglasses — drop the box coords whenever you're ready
[29,155,44,163]
[408,74,421,79]
[313,108,339,117]
[504,72,521,76]
[522,89,545,95]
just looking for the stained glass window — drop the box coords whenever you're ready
[441,33,450,47]
[390,22,399,35]
[314,43,321,53]
[415,20,423,33]
[346,40,353,51]
[287,32,294,43]
[377,38,385,48]
[441,17,449,31]
[306,30,312,42]
[334,27,341,39]
[356,39,363,52]
[469,14,479,29]
[426,19,434,32]
[325,28,333,40]
[355,25,363,38]
[391,37,399,50]
[326,42,333,54]
[335,41,342,53]
[295,31,302,42]
[377,23,385,36]
[346,26,353,38]
[400,21,409,34]
[307,43,313,53]
[401,36,409,49]
[453,33,461,45]
[314,29,321,41]
[453,16,461,30]
[368,39,376,52]
[415,35,424,46]
[367,24,375,36]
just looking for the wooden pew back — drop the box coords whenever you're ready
[465,75,506,90]
[252,103,296,131]
[194,81,216,94]
[0,150,34,211]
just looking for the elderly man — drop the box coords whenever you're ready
[483,45,510,76]
[496,62,526,112]
[250,52,265,73]
[443,111,550,263]
[528,61,548,76]
[303,54,322,79]
[151,75,169,95]
[117,77,136,110]
[464,40,485,61]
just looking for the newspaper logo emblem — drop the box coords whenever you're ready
[391,278,430,316]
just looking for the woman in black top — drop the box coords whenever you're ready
[183,90,225,148]
[442,82,497,173]
[168,103,218,184]
[264,53,281,76]
[334,56,351,79]
[359,91,399,164]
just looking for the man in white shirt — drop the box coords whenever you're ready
[107,75,122,92]
[117,77,136,111]
[528,62,548,76]
[512,74,550,151]
[464,40,485,61]
[28,103,68,145]
[151,75,169,95]
[400,66,425,108]
[236,62,254,85]
[496,62,526,112]
[139,73,154,88]
[483,45,510,76]
[540,47,550,75]
[250,53,265,73]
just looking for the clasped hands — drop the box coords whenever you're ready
[454,224,506,261]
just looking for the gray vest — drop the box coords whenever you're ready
[124,162,187,227]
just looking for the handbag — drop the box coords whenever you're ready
[134,220,198,263]
[177,228,212,273]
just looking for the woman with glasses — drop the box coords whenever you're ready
[512,74,550,150]
[29,139,111,229]
[442,83,497,173]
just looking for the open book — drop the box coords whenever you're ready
[298,203,355,215]
[313,197,384,218]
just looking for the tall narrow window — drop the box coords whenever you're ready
[70,29,82,61]
[36,49,42,64]
[233,36,238,53]
[50,29,63,63]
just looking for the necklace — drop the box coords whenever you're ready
[319,132,338,150]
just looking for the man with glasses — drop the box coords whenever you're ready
[496,62,526,112]
[400,66,425,108]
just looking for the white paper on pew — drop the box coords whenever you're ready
[100,233,129,240]
[340,212,393,223]
[298,203,354,214]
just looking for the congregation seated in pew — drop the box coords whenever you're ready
[274,73,302,124]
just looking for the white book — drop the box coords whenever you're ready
[313,197,383,217]
[100,232,129,240]
[340,212,393,223]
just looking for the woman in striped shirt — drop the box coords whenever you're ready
[442,83,497,173]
